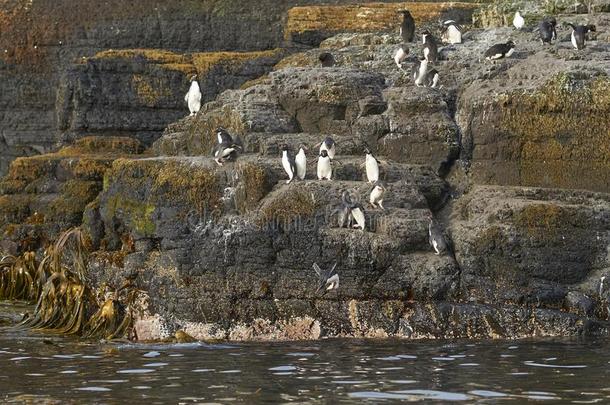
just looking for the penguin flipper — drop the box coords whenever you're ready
[312,263,322,276]
[329,262,338,276]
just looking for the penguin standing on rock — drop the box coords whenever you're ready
[213,127,242,166]
[428,214,448,255]
[539,17,558,44]
[319,52,335,67]
[281,146,297,184]
[349,198,366,231]
[399,10,415,42]
[441,20,462,44]
[422,30,438,63]
[295,144,307,180]
[567,23,596,50]
[364,147,380,183]
[317,136,336,159]
[513,11,525,30]
[484,40,516,63]
[317,149,332,180]
[313,262,339,295]
[413,57,433,87]
[369,180,386,210]
[184,74,202,116]
[394,44,409,69]
[336,191,365,230]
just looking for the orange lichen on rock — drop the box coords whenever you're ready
[285,2,479,39]
[91,48,284,76]
[191,49,283,73]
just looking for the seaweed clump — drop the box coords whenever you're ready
[0,228,141,340]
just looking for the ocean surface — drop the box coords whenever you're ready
[1,301,608,404]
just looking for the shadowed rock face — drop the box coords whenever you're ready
[1,0,610,341]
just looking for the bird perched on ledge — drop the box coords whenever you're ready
[313,262,339,294]
[484,40,516,63]
[427,214,448,255]
[398,9,415,42]
[281,145,297,184]
[184,74,202,116]
[213,127,242,166]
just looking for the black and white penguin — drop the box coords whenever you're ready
[349,200,366,231]
[567,23,596,50]
[422,30,438,63]
[428,215,448,255]
[317,149,332,180]
[364,147,380,183]
[313,262,339,294]
[214,141,242,166]
[213,127,242,166]
[318,136,336,159]
[441,20,462,44]
[216,127,234,145]
[484,40,516,62]
[539,17,558,44]
[369,180,386,210]
[399,10,415,43]
[281,146,297,184]
[394,44,409,69]
[412,57,429,87]
[319,52,335,67]
[513,11,525,30]
[184,74,202,116]
[295,144,307,180]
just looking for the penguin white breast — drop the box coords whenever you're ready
[351,208,366,230]
[423,47,430,60]
[327,274,339,290]
[571,31,578,49]
[448,26,461,44]
[395,48,406,62]
[505,48,515,57]
[365,155,379,182]
[432,239,439,254]
[282,153,294,178]
[431,73,440,88]
[513,14,524,29]
[370,187,383,203]
[317,157,332,179]
[295,151,307,179]
[221,147,235,158]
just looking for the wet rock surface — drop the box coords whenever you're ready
[1,0,610,341]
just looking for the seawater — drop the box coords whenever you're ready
[1,301,609,404]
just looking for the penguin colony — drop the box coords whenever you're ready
[184,8,598,294]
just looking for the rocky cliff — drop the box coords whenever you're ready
[1,0,425,177]
[1,0,609,341]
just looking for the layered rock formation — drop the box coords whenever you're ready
[1,0,609,341]
[3,0,445,176]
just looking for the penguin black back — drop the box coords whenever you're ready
[319,52,335,67]
[568,23,596,50]
[539,17,557,44]
[422,30,438,62]
[399,10,415,42]
[484,41,515,60]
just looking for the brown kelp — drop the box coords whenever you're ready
[0,227,140,339]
